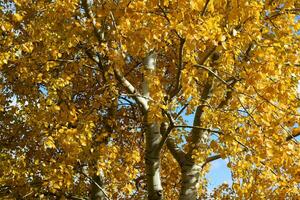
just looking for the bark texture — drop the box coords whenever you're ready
[143,52,164,199]
[179,163,201,200]
[145,122,163,200]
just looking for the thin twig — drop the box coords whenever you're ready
[277,122,299,144]
[81,172,111,200]
[175,103,189,120]
[158,109,175,151]
[237,96,260,127]
[286,131,300,142]
[195,64,229,86]
[174,125,223,134]
[253,86,300,117]
[201,0,211,16]
[22,191,33,198]
[157,4,183,39]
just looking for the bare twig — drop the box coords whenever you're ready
[237,96,260,127]
[174,125,222,134]
[175,103,189,120]
[158,109,175,151]
[253,86,300,117]
[81,172,111,200]
[202,0,211,16]
[286,131,300,142]
[22,191,33,198]
[195,64,229,86]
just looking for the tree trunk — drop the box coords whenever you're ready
[115,51,163,199]
[145,122,163,200]
[179,163,201,200]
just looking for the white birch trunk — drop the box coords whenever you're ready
[145,122,163,200]
[143,52,163,199]
[179,163,201,200]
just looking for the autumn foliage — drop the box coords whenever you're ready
[1,0,300,199]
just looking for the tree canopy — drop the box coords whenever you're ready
[1,0,300,199]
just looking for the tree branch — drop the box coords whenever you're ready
[157,5,182,39]
[114,69,148,111]
[218,90,233,109]
[237,95,260,127]
[201,0,211,16]
[174,125,222,134]
[286,132,300,141]
[82,0,104,42]
[202,154,221,168]
[157,109,175,151]
[187,76,214,157]
[267,8,300,20]
[175,103,189,120]
[166,137,186,165]
[253,86,300,117]
[197,45,217,65]
[158,124,173,151]
[170,38,185,99]
[195,64,229,86]
[80,172,111,200]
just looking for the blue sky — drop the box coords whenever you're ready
[184,107,300,193]
[184,113,232,192]
[206,158,232,192]
[183,8,300,185]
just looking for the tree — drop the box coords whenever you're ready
[1,0,300,199]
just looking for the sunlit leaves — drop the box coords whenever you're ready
[0,0,300,199]
[44,136,56,149]
[12,13,23,22]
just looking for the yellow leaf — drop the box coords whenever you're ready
[44,136,56,149]
[210,140,219,150]
[124,184,134,193]
[190,0,203,11]
[164,0,169,7]
[53,183,60,189]
[54,105,60,111]
[266,149,273,157]
[13,13,23,22]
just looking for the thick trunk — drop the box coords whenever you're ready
[145,122,163,200]
[179,163,201,200]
